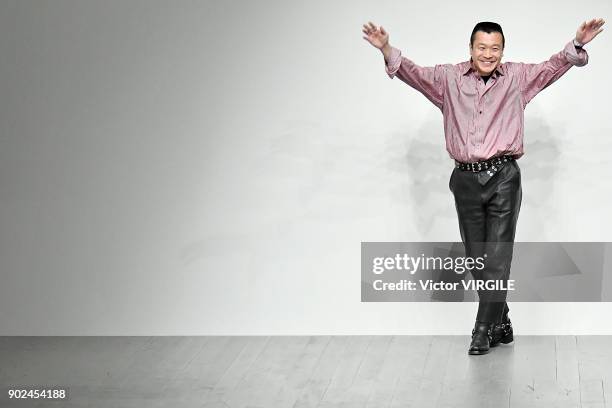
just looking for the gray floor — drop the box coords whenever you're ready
[0,336,611,408]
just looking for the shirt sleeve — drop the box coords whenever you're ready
[384,46,446,110]
[517,40,589,106]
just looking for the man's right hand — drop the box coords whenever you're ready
[362,21,389,51]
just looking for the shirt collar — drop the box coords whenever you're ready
[463,58,505,77]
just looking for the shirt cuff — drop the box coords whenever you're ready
[563,39,588,67]
[384,47,402,78]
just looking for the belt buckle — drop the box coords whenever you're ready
[471,162,480,173]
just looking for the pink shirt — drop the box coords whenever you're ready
[385,41,589,162]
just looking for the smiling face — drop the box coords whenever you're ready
[470,31,504,76]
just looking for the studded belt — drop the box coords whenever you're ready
[455,155,515,173]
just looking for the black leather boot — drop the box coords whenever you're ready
[491,313,513,347]
[468,321,493,355]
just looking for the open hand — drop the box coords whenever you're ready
[362,21,389,50]
[576,18,605,45]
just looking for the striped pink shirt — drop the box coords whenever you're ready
[385,41,589,162]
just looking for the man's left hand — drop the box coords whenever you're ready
[575,18,605,45]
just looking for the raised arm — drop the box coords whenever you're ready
[518,18,605,106]
[362,21,445,110]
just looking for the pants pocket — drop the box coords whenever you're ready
[449,168,457,192]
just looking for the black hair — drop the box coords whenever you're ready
[470,22,505,49]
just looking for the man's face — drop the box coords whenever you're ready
[469,31,504,76]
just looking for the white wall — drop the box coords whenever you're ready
[1,0,611,335]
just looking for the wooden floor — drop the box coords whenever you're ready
[0,336,611,407]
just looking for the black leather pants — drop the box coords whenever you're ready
[449,160,522,323]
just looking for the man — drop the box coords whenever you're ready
[363,19,605,355]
